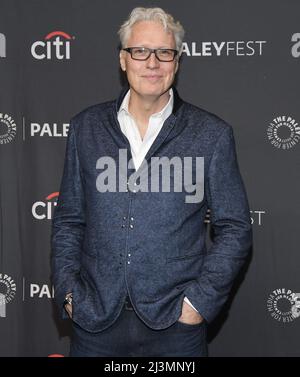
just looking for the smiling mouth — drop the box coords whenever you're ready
[142,75,162,80]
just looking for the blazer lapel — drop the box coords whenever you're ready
[106,85,186,175]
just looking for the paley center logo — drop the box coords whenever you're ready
[22,117,69,139]
[0,273,16,318]
[267,288,300,323]
[182,40,266,57]
[267,115,300,150]
[0,32,6,58]
[250,210,266,226]
[0,113,17,145]
[291,33,300,58]
[22,278,54,300]
[30,122,69,137]
[32,192,58,220]
[31,31,74,60]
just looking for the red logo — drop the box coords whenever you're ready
[31,31,73,60]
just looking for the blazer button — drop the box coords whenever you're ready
[129,224,134,229]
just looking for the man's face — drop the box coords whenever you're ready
[119,21,179,99]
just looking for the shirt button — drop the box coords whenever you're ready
[127,261,131,265]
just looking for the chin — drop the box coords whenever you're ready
[139,86,165,97]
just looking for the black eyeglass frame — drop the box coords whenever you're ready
[122,47,178,62]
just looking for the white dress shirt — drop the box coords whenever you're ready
[117,88,199,313]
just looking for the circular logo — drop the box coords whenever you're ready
[267,288,300,322]
[0,113,17,145]
[267,115,300,150]
[0,273,16,305]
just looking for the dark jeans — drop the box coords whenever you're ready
[69,297,208,357]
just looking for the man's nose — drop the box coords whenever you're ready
[146,51,160,68]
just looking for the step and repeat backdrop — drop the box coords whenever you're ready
[0,0,299,357]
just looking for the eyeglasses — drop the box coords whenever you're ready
[123,47,178,62]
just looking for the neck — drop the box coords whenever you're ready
[128,89,170,127]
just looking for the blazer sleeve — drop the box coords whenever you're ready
[51,117,86,318]
[184,124,253,323]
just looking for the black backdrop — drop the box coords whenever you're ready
[0,0,300,357]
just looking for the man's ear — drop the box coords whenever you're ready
[119,50,126,72]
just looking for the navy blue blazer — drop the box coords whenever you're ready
[51,86,252,332]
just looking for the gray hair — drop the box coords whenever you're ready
[118,7,185,55]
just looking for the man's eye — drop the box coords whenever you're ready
[159,50,172,56]
[135,49,146,54]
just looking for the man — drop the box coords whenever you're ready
[51,7,252,357]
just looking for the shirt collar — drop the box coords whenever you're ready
[118,88,174,120]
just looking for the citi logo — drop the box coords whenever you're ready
[0,33,6,58]
[32,192,59,220]
[31,31,73,60]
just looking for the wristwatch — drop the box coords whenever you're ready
[63,294,73,306]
